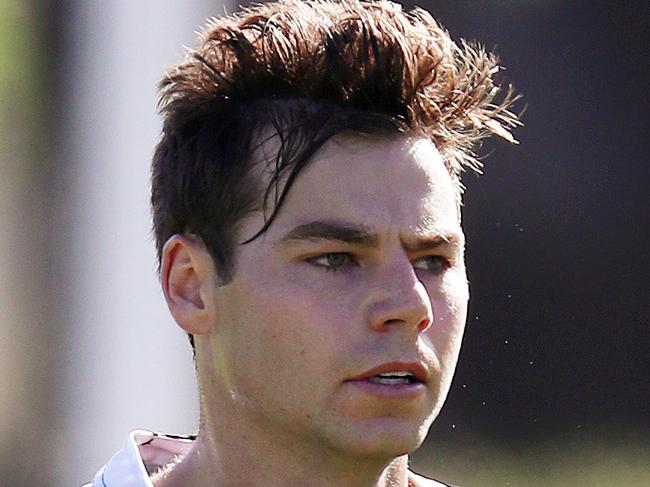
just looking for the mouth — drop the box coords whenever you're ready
[347,361,429,388]
[367,371,419,385]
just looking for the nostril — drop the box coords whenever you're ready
[384,318,403,326]
[417,317,431,332]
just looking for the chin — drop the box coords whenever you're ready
[327,416,432,460]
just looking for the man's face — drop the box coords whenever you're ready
[203,134,468,458]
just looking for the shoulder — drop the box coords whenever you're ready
[409,470,457,487]
[82,430,195,487]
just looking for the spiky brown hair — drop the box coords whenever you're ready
[152,0,520,284]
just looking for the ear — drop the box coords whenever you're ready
[160,234,216,336]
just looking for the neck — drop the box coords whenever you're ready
[152,417,412,487]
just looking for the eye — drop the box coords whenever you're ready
[412,255,449,274]
[307,252,355,271]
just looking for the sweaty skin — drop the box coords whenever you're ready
[158,134,468,487]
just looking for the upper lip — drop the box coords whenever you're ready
[347,361,429,383]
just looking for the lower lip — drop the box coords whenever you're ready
[345,380,427,398]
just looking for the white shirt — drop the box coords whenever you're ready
[84,430,453,486]
[84,430,193,487]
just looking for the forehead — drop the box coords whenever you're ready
[252,133,461,240]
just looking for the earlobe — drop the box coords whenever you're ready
[160,234,216,336]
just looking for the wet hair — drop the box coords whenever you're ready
[152,0,520,285]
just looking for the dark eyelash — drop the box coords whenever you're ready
[414,255,451,273]
[307,252,355,271]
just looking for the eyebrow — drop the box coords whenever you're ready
[401,234,463,253]
[276,220,463,251]
[277,220,379,246]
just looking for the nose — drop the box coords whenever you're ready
[363,257,434,333]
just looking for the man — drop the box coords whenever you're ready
[85,1,519,485]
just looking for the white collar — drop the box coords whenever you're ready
[87,430,450,486]
[87,430,193,487]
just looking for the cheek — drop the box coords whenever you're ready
[426,270,469,359]
[226,269,357,378]
[247,260,360,328]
